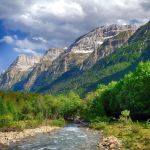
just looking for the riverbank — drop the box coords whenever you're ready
[90,121,150,150]
[0,126,59,148]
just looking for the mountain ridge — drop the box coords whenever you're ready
[0,54,41,90]
[0,24,139,93]
[40,21,149,95]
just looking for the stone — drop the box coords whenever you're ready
[110,143,116,149]
[98,136,122,150]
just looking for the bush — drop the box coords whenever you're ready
[143,119,150,129]
[35,112,44,121]
[131,123,142,134]
[0,114,13,128]
[121,110,130,118]
[48,118,65,127]
[23,114,34,120]
[91,116,110,123]
[9,121,26,131]
[90,122,107,130]
[25,120,41,128]
[119,110,132,124]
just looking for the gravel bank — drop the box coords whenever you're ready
[0,126,59,147]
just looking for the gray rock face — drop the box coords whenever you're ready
[24,48,65,90]
[0,24,137,92]
[82,28,136,70]
[0,54,41,90]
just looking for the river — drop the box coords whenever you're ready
[8,124,101,150]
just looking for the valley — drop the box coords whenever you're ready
[0,16,150,150]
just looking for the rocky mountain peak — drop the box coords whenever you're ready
[81,24,137,70]
[68,24,137,55]
[42,48,65,62]
[9,54,41,72]
[0,54,41,90]
[22,48,65,91]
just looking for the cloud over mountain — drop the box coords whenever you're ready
[0,0,149,55]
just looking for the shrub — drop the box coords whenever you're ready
[35,112,44,121]
[143,119,150,129]
[121,110,130,118]
[25,120,41,128]
[48,118,65,127]
[90,122,107,130]
[91,116,110,123]
[23,114,34,120]
[119,110,132,124]
[9,121,26,131]
[0,114,13,128]
[131,123,142,134]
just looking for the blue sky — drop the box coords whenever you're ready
[0,0,149,73]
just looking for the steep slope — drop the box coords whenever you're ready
[82,28,136,70]
[0,54,41,90]
[22,48,65,91]
[30,24,136,92]
[38,21,150,95]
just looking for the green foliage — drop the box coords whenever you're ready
[119,110,132,124]
[0,114,13,128]
[90,122,107,130]
[91,116,111,123]
[0,91,83,129]
[9,121,26,131]
[0,99,8,115]
[47,118,65,127]
[90,121,150,150]
[84,61,150,121]
[121,110,130,118]
[144,119,150,129]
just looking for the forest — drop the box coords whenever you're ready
[0,61,150,126]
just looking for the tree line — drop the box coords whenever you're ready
[0,61,150,129]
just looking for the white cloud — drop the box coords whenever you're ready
[0,0,149,49]
[30,0,85,18]
[13,47,37,55]
[32,37,47,43]
[0,36,14,44]
[0,35,48,55]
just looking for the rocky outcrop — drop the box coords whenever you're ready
[0,55,41,90]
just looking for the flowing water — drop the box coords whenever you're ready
[8,124,101,150]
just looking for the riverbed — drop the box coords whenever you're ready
[7,124,101,150]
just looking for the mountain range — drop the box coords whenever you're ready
[0,21,150,96]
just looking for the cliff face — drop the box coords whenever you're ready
[0,54,41,90]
